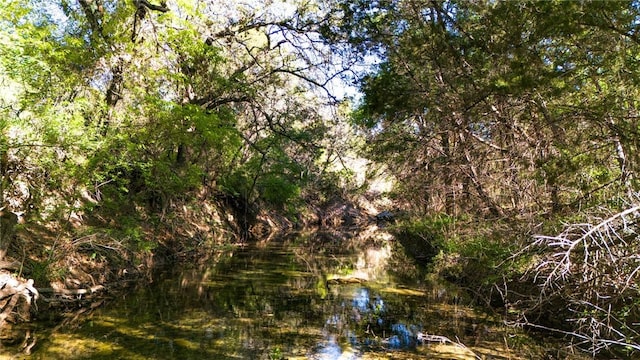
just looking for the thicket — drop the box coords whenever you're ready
[326,0,640,356]
[0,0,359,238]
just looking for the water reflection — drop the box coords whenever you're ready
[12,229,567,359]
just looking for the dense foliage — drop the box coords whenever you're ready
[0,0,354,227]
[331,0,639,218]
[325,0,640,355]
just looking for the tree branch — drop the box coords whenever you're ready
[136,0,168,13]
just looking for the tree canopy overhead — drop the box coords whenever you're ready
[0,0,361,223]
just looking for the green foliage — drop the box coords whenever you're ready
[27,259,68,285]
[333,0,640,222]
[219,168,250,198]
[392,214,455,263]
[268,347,284,360]
[258,173,300,208]
[220,147,305,212]
[436,233,518,286]
[0,0,350,236]
[397,214,454,246]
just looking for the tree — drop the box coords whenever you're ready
[330,0,640,220]
[324,0,640,355]
[0,0,356,232]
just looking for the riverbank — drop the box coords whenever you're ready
[0,196,226,348]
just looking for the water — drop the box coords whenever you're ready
[3,229,577,359]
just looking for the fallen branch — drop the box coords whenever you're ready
[532,204,640,288]
[520,321,640,355]
[522,202,640,355]
[0,273,38,329]
[38,284,105,297]
[416,332,482,359]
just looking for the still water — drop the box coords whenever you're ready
[8,229,578,359]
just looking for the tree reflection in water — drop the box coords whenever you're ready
[21,229,570,359]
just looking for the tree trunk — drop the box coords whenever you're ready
[441,131,456,216]
[101,58,124,136]
[0,209,17,262]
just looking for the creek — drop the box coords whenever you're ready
[4,228,578,359]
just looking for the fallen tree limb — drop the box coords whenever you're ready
[520,202,640,355]
[38,285,105,296]
[0,273,38,329]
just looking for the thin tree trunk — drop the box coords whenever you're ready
[101,58,124,136]
[441,131,456,216]
[608,116,631,189]
[459,132,504,218]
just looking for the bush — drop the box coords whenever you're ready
[391,214,454,264]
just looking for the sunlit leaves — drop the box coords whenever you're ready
[0,0,359,221]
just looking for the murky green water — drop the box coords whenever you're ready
[3,229,582,359]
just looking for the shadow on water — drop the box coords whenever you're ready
[4,228,585,359]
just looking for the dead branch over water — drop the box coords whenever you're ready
[522,203,640,355]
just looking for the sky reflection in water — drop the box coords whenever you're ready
[15,231,524,360]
